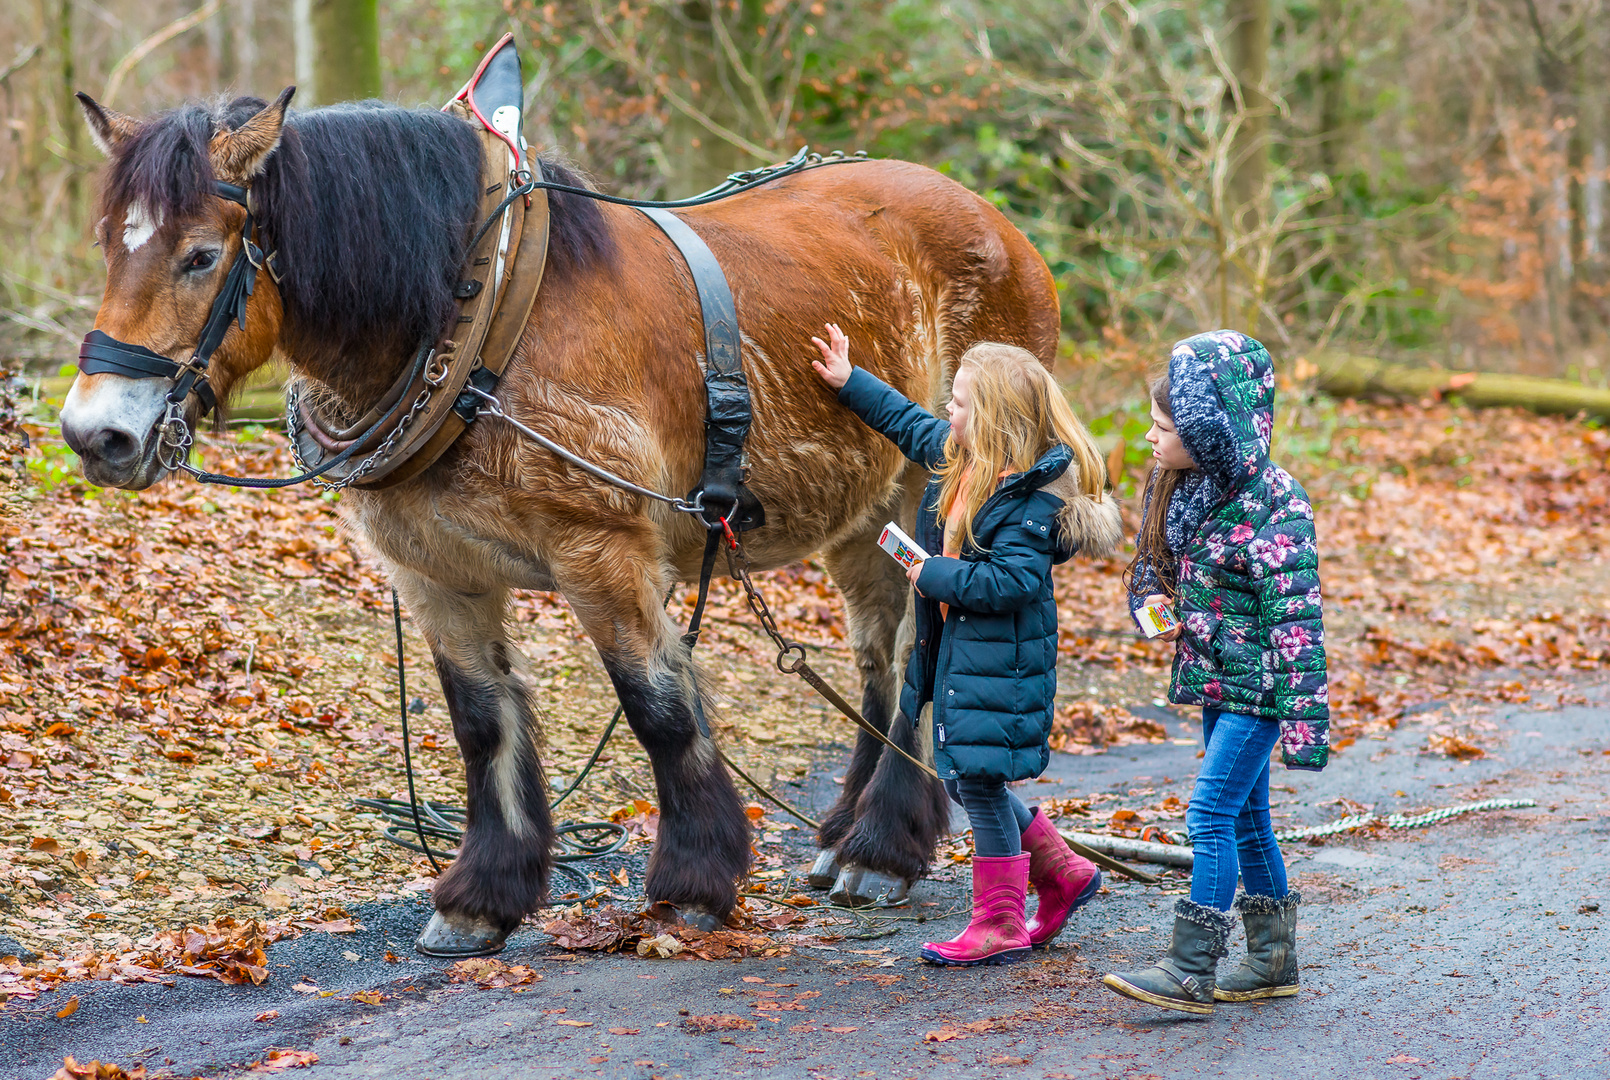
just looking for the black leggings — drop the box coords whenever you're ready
[945,778,1036,858]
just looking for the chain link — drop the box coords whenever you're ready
[287,380,435,492]
[722,528,808,673]
[156,399,194,472]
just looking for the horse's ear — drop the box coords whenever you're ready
[77,92,138,156]
[210,86,296,184]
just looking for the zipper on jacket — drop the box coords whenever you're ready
[937,723,946,746]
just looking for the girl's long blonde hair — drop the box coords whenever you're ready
[935,342,1108,552]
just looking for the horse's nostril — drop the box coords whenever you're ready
[89,427,140,468]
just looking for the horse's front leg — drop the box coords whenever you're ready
[395,572,554,957]
[562,528,751,930]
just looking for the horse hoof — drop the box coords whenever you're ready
[673,906,724,932]
[827,865,911,908]
[415,912,508,958]
[806,849,840,889]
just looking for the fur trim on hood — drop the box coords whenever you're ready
[1044,471,1125,560]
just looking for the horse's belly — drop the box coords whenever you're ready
[347,488,559,594]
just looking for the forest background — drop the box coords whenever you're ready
[3,0,1610,388]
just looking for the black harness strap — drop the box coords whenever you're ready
[638,206,764,534]
[75,180,266,420]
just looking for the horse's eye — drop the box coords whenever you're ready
[185,249,219,273]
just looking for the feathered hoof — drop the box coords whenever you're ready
[827,865,912,908]
[806,849,841,889]
[415,912,508,958]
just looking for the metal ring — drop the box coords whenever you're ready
[698,497,741,531]
[775,642,808,674]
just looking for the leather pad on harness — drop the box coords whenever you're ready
[640,206,765,532]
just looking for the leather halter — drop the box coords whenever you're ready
[76,180,274,422]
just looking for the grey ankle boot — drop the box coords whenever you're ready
[1101,898,1235,1016]
[1215,891,1300,1001]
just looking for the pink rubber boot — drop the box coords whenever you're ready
[1022,808,1102,947]
[920,853,1032,966]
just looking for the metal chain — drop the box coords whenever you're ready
[721,526,941,780]
[286,379,435,492]
[722,525,808,673]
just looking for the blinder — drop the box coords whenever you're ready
[76,179,278,423]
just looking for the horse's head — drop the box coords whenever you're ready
[61,90,294,489]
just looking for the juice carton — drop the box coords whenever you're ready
[877,522,930,569]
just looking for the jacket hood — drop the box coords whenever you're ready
[1168,330,1276,491]
[999,443,1124,561]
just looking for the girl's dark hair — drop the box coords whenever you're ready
[1122,371,1189,599]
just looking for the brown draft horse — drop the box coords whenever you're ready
[59,91,1063,954]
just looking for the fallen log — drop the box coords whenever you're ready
[1312,353,1610,420]
[1060,829,1194,870]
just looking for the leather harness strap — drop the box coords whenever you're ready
[638,207,764,533]
[291,77,550,489]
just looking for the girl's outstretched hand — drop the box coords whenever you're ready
[810,322,852,389]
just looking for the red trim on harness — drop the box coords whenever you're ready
[442,31,523,172]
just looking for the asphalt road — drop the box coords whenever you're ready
[7,693,1608,1080]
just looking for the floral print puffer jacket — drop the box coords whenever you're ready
[1129,331,1330,771]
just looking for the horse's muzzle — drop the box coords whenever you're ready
[61,415,164,489]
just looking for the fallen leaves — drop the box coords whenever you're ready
[50,1058,146,1080]
[55,994,79,1018]
[447,957,540,988]
[1049,701,1157,753]
[1427,734,1486,759]
[252,1049,319,1071]
[541,903,793,961]
[683,1014,755,1033]
[143,917,287,985]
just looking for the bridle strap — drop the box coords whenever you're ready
[78,330,218,414]
[74,179,267,420]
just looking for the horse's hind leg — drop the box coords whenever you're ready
[394,573,554,956]
[562,533,751,929]
[817,500,949,905]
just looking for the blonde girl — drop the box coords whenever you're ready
[810,325,1122,965]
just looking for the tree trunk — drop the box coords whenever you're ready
[1219,0,1270,330]
[54,0,80,217]
[235,0,257,94]
[661,1,749,197]
[1313,352,1610,419]
[1315,0,1347,177]
[295,0,380,106]
[1223,0,1270,223]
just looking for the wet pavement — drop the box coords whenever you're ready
[6,692,1608,1080]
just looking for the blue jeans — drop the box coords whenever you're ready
[1187,707,1288,910]
[945,778,1035,858]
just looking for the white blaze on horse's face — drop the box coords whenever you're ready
[122,201,162,251]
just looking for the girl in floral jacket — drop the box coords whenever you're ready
[1103,330,1329,1016]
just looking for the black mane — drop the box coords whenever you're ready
[101,96,614,370]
